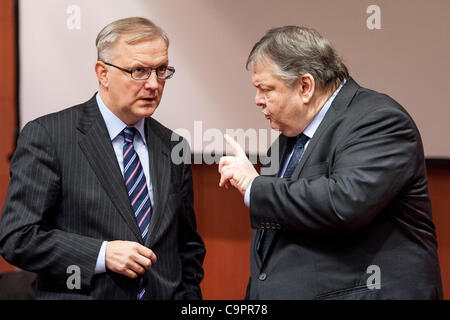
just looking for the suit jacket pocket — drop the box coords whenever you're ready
[300,162,329,180]
[314,284,380,300]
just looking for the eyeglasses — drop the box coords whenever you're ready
[103,62,175,80]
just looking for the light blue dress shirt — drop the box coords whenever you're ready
[244,80,346,207]
[94,92,154,274]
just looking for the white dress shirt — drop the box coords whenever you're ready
[94,92,154,274]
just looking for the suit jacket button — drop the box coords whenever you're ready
[271,222,276,229]
[259,273,267,281]
[265,222,271,229]
[260,222,265,229]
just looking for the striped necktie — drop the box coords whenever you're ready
[122,126,152,299]
[258,133,310,260]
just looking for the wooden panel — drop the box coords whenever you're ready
[0,0,16,273]
[427,168,450,299]
[192,164,251,299]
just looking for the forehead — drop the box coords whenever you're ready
[251,59,278,85]
[114,35,168,65]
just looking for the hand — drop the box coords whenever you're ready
[218,134,259,196]
[105,240,157,279]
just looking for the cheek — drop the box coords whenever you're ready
[158,83,165,96]
[126,83,146,101]
[113,78,139,97]
[266,94,280,115]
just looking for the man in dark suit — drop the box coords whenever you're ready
[219,26,442,299]
[0,17,205,299]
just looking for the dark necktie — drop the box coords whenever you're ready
[122,127,152,299]
[258,133,310,260]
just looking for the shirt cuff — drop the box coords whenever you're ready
[244,178,255,208]
[94,241,107,274]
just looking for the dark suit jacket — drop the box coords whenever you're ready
[0,95,206,299]
[246,78,442,299]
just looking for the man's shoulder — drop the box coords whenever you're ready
[23,95,97,132]
[341,80,414,126]
[339,82,420,138]
[351,82,403,112]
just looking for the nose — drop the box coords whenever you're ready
[144,70,159,90]
[254,89,265,107]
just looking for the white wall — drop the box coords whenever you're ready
[19,0,450,157]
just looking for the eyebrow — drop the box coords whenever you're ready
[253,80,262,88]
[131,59,169,67]
[252,76,267,87]
[255,83,272,90]
[131,62,169,69]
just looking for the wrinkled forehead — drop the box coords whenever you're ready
[113,35,168,64]
[251,58,276,84]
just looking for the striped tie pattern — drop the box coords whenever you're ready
[258,133,310,260]
[122,127,152,299]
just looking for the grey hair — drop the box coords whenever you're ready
[246,26,349,90]
[96,17,169,62]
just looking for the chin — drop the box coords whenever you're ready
[269,122,280,132]
[136,103,158,117]
[141,108,157,118]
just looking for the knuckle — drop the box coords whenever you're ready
[124,260,133,269]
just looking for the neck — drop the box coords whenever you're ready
[98,87,139,125]
[311,88,334,116]
[291,88,334,136]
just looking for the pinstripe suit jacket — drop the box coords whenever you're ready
[0,95,206,299]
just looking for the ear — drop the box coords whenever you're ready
[95,61,109,88]
[296,73,315,104]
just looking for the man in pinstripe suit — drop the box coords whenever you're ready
[0,17,205,299]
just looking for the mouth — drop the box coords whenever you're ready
[139,97,157,103]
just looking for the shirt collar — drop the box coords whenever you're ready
[303,79,346,139]
[96,92,147,144]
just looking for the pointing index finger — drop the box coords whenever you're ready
[224,134,246,158]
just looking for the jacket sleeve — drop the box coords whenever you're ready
[0,120,103,290]
[250,106,420,235]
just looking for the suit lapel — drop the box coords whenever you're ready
[291,78,360,178]
[77,95,142,242]
[256,79,360,267]
[144,118,171,247]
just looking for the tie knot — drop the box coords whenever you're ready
[295,133,309,149]
[286,133,309,152]
[123,126,136,143]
